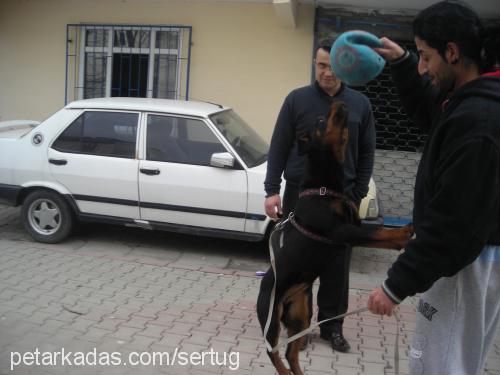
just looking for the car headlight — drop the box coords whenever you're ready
[366,198,379,219]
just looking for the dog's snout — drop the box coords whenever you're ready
[335,104,347,121]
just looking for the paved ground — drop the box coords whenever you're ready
[0,204,499,374]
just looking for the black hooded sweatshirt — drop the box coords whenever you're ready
[384,54,500,302]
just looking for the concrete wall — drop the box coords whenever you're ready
[0,0,315,140]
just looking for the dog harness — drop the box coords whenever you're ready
[299,187,358,211]
[289,187,358,244]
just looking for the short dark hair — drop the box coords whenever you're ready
[315,38,333,55]
[413,1,483,65]
[481,27,500,71]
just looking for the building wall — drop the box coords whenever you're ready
[0,0,315,140]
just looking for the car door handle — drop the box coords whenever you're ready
[140,168,160,176]
[49,158,67,165]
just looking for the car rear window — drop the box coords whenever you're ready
[52,111,138,158]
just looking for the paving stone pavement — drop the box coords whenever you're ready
[0,229,499,374]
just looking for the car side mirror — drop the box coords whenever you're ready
[210,152,235,168]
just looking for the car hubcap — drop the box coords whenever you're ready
[28,198,61,235]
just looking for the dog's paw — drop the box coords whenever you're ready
[275,368,294,375]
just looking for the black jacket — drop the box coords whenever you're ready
[264,81,375,205]
[385,54,500,301]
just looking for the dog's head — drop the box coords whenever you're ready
[297,101,349,164]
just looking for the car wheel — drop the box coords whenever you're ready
[21,190,74,243]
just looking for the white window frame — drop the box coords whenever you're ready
[77,26,183,100]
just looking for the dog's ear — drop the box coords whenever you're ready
[297,131,311,155]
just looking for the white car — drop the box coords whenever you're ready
[0,98,381,244]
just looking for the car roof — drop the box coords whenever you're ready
[65,97,229,118]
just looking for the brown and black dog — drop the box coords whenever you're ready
[256,101,413,375]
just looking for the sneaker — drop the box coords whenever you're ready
[320,331,351,352]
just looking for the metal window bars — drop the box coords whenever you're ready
[65,24,192,104]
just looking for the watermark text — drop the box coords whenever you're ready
[10,348,239,371]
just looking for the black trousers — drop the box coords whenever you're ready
[283,183,352,334]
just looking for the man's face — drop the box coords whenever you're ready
[415,36,456,93]
[314,48,340,93]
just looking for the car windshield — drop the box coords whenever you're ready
[210,109,268,168]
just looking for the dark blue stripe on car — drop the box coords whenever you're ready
[72,194,138,206]
[72,194,266,221]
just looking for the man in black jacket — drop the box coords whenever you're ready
[264,40,375,352]
[367,2,500,374]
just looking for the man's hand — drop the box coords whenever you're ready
[374,37,406,63]
[367,286,397,316]
[264,194,282,220]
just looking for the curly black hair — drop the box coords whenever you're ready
[413,1,483,66]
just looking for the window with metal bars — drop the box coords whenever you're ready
[65,24,192,104]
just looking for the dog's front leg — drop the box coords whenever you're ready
[370,223,414,249]
[331,223,414,250]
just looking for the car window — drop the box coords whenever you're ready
[52,111,138,158]
[209,110,268,167]
[146,114,226,166]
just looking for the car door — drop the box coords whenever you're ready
[48,110,140,219]
[138,113,247,232]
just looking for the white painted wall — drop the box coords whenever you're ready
[0,0,315,140]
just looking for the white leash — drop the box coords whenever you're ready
[393,309,400,375]
[275,307,370,352]
[262,218,287,353]
[261,216,400,374]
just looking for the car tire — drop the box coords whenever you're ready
[21,190,74,243]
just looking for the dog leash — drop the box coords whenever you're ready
[275,307,370,352]
[394,310,400,375]
[262,216,401,374]
[262,216,289,354]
